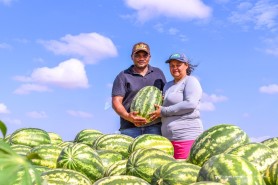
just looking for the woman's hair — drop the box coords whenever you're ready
[186,60,198,75]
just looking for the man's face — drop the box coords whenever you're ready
[132,51,150,69]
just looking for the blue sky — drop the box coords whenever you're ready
[0,0,277,141]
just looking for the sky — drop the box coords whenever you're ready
[0,0,277,142]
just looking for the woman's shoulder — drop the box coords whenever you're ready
[187,75,199,82]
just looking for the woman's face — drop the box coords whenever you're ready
[169,60,188,81]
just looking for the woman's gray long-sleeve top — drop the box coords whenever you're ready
[161,75,203,141]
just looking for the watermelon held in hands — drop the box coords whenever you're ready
[130,86,163,125]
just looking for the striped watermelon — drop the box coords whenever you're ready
[92,134,133,158]
[188,124,250,166]
[14,165,49,185]
[56,143,105,183]
[261,137,278,157]
[128,134,174,156]
[33,165,50,174]
[3,134,10,143]
[96,150,124,169]
[130,86,163,124]
[41,168,92,185]
[58,141,74,148]
[14,166,41,185]
[126,148,175,183]
[9,128,51,147]
[93,175,150,185]
[104,159,127,177]
[28,144,62,168]
[264,160,278,185]
[197,153,266,185]
[74,129,103,145]
[48,132,63,144]
[227,142,277,173]
[151,161,201,185]
[10,144,32,156]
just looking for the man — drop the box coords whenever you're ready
[112,42,166,138]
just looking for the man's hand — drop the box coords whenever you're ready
[128,111,147,127]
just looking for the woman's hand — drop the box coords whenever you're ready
[149,104,162,121]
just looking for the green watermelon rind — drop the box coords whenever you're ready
[130,86,163,123]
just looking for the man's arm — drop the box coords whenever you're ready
[112,96,147,126]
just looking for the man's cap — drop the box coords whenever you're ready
[165,53,189,63]
[132,42,150,54]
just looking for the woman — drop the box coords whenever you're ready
[150,53,203,159]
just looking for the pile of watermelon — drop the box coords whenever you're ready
[0,120,278,185]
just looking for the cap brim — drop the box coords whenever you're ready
[165,59,171,63]
[165,59,187,63]
[133,49,149,54]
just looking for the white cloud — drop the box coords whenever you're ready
[259,84,278,94]
[13,84,52,95]
[39,32,118,64]
[202,93,228,102]
[263,36,278,56]
[0,0,13,6]
[0,103,10,114]
[200,93,228,111]
[229,0,278,31]
[14,59,89,93]
[26,111,48,119]
[104,97,112,110]
[106,83,113,89]
[179,34,188,42]
[168,28,179,35]
[0,43,11,50]
[31,59,89,88]
[200,101,215,111]
[124,0,212,22]
[153,23,164,33]
[266,47,278,56]
[153,23,188,41]
[2,117,22,125]
[67,110,93,118]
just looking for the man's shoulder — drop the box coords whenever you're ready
[149,65,164,73]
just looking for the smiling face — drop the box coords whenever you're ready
[132,51,151,69]
[169,59,188,82]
